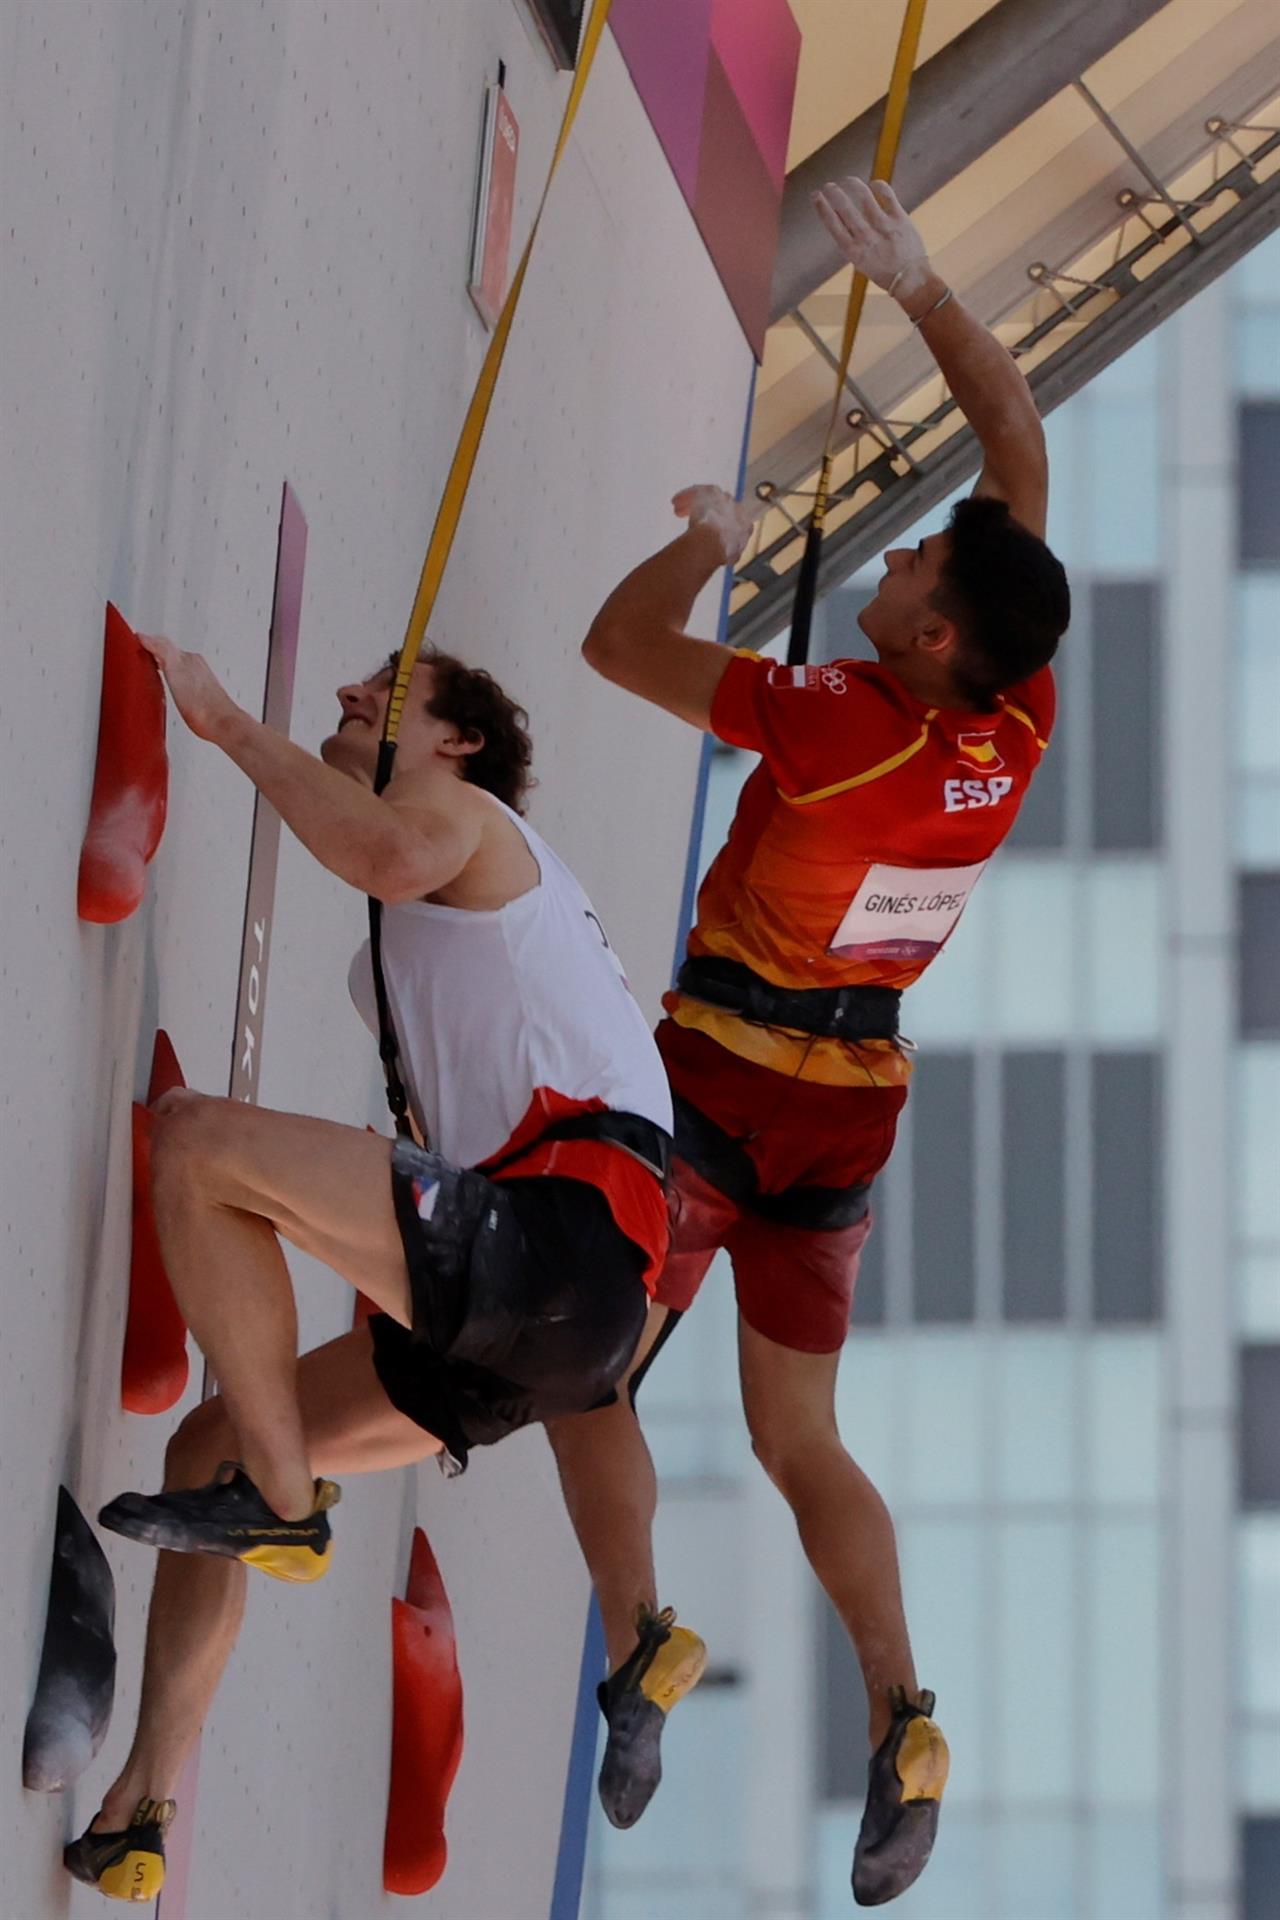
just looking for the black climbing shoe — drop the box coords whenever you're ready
[64,1796,176,1903]
[99,1464,340,1584]
[852,1687,949,1906]
[597,1605,706,1829]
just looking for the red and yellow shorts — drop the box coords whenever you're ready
[653,1021,907,1354]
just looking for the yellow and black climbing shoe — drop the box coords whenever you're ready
[64,1796,176,1903]
[99,1464,340,1584]
[597,1605,706,1830]
[852,1687,949,1906]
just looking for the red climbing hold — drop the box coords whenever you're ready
[383,1527,464,1896]
[121,1101,189,1416]
[147,1029,186,1105]
[78,603,168,924]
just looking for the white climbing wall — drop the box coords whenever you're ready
[0,4,754,1916]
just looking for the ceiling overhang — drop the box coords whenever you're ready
[732,0,1280,650]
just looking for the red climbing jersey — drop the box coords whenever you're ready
[665,651,1056,1089]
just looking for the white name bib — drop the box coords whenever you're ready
[828,860,987,962]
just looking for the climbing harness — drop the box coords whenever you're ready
[676,953,901,1042]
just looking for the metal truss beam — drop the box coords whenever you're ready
[772,0,1169,322]
[731,156,1280,653]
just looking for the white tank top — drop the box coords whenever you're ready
[349,797,672,1169]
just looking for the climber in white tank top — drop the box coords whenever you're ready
[80,639,670,1900]
[349,795,671,1173]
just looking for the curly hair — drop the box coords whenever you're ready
[931,498,1071,706]
[392,648,534,812]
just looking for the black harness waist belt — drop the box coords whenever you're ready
[673,1093,871,1233]
[676,955,901,1042]
[482,1110,672,1186]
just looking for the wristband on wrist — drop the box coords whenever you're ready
[910,286,953,328]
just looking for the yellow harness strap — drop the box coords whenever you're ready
[381,0,614,756]
[368,3,613,1138]
[789,0,928,664]
[816,0,929,512]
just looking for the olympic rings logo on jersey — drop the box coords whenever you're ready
[768,663,850,694]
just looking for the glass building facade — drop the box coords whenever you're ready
[582,234,1280,1920]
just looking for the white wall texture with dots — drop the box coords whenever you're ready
[0,4,754,1915]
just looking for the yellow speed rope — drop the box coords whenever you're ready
[370,0,612,1137]
[377,0,613,779]
[788,0,928,663]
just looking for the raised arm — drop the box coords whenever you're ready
[582,486,755,730]
[139,635,481,903]
[813,178,1048,539]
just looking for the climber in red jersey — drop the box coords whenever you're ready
[67,646,672,1903]
[546,178,1070,1907]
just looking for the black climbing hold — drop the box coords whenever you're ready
[23,1486,116,1792]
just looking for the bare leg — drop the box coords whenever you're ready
[738,1317,916,1748]
[546,1303,670,1671]
[148,1092,414,1519]
[95,1328,436,1829]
